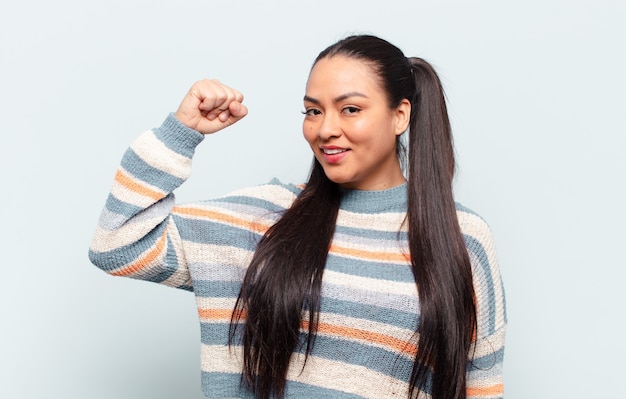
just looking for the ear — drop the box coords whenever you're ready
[393,99,411,135]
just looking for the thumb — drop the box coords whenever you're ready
[229,101,248,118]
[210,101,248,130]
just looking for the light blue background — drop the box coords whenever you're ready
[1,1,624,398]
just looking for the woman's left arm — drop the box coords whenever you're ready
[459,210,507,398]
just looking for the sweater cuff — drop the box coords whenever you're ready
[153,113,205,158]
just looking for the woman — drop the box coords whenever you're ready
[89,35,506,399]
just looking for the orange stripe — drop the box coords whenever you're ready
[174,206,270,233]
[330,243,410,263]
[198,308,245,320]
[302,320,417,356]
[111,230,167,276]
[467,383,504,396]
[198,310,416,355]
[115,169,164,201]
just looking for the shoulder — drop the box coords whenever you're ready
[455,202,496,253]
[170,179,304,239]
[213,178,304,209]
[454,202,498,270]
[174,178,303,220]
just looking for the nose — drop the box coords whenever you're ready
[318,112,341,140]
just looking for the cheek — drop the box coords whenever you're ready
[348,120,379,146]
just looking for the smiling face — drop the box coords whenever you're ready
[303,56,411,190]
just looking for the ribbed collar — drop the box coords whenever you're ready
[339,183,408,214]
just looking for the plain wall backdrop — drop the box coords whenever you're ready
[1,1,624,398]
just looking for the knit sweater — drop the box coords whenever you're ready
[89,114,506,399]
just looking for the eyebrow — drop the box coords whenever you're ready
[303,91,369,105]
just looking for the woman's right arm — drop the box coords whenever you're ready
[88,80,247,290]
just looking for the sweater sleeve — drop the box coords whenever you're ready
[88,113,205,291]
[459,209,507,399]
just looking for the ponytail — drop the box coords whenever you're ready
[405,57,477,399]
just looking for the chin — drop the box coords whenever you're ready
[328,177,359,190]
[318,163,360,188]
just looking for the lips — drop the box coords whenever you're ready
[322,148,348,155]
[320,146,350,164]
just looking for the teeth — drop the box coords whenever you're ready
[323,148,346,155]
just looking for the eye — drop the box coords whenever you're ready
[302,108,322,116]
[342,106,361,115]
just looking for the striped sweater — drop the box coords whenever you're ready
[89,114,506,398]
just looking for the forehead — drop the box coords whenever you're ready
[305,56,382,96]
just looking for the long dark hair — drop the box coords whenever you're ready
[230,35,476,399]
